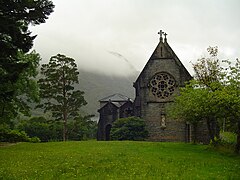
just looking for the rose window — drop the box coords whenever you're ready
[149,73,176,99]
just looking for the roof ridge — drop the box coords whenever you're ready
[99,93,132,102]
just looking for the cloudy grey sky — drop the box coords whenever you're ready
[30,0,240,76]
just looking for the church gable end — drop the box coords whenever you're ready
[133,31,201,142]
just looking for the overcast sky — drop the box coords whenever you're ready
[30,0,240,76]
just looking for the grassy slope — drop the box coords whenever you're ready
[0,141,240,179]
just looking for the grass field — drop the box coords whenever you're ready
[0,141,240,179]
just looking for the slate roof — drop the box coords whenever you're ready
[99,93,133,102]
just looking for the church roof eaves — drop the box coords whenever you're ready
[98,100,131,112]
[99,93,133,102]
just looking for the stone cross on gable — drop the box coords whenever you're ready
[158,30,167,42]
[158,30,164,40]
[164,32,167,39]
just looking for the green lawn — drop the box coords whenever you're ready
[0,141,240,179]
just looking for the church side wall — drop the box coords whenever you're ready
[145,102,186,141]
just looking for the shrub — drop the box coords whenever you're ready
[29,136,41,143]
[0,123,11,142]
[17,117,62,142]
[68,115,97,141]
[111,117,148,141]
[0,123,42,143]
[6,130,30,143]
[220,131,237,145]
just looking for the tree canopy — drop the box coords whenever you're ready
[0,0,54,114]
[38,54,87,141]
[0,51,41,124]
[0,0,54,122]
[168,47,240,153]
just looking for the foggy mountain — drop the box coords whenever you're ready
[34,50,140,119]
[76,69,139,117]
[73,50,139,117]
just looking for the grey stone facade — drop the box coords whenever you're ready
[97,32,210,143]
[97,94,133,140]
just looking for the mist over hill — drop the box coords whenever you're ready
[76,70,139,117]
[74,50,139,117]
[33,50,139,119]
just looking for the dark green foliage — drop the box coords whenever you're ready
[29,136,41,143]
[0,123,11,142]
[18,117,62,142]
[220,132,237,146]
[18,116,97,141]
[0,0,54,126]
[0,0,54,105]
[111,117,148,141]
[37,54,87,141]
[168,47,240,153]
[6,130,30,143]
[68,115,97,141]
[0,51,41,125]
[0,123,40,143]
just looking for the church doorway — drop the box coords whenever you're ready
[105,124,112,141]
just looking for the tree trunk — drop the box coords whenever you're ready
[193,123,197,144]
[207,118,215,143]
[206,117,219,145]
[215,121,220,140]
[235,120,240,154]
[63,111,67,141]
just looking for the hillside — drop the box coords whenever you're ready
[76,70,139,117]
[30,69,138,119]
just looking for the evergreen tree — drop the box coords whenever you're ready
[0,0,54,120]
[38,54,87,141]
[0,51,41,124]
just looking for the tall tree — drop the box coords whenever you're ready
[0,0,54,118]
[192,46,224,141]
[222,58,240,153]
[193,46,224,89]
[0,51,41,125]
[168,47,240,153]
[38,54,87,141]
[168,47,222,143]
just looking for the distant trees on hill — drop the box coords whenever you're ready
[17,116,97,142]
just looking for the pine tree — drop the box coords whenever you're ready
[38,54,87,141]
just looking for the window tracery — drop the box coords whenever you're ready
[149,72,176,99]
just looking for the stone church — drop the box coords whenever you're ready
[97,31,209,143]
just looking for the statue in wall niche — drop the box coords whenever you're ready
[161,114,166,129]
